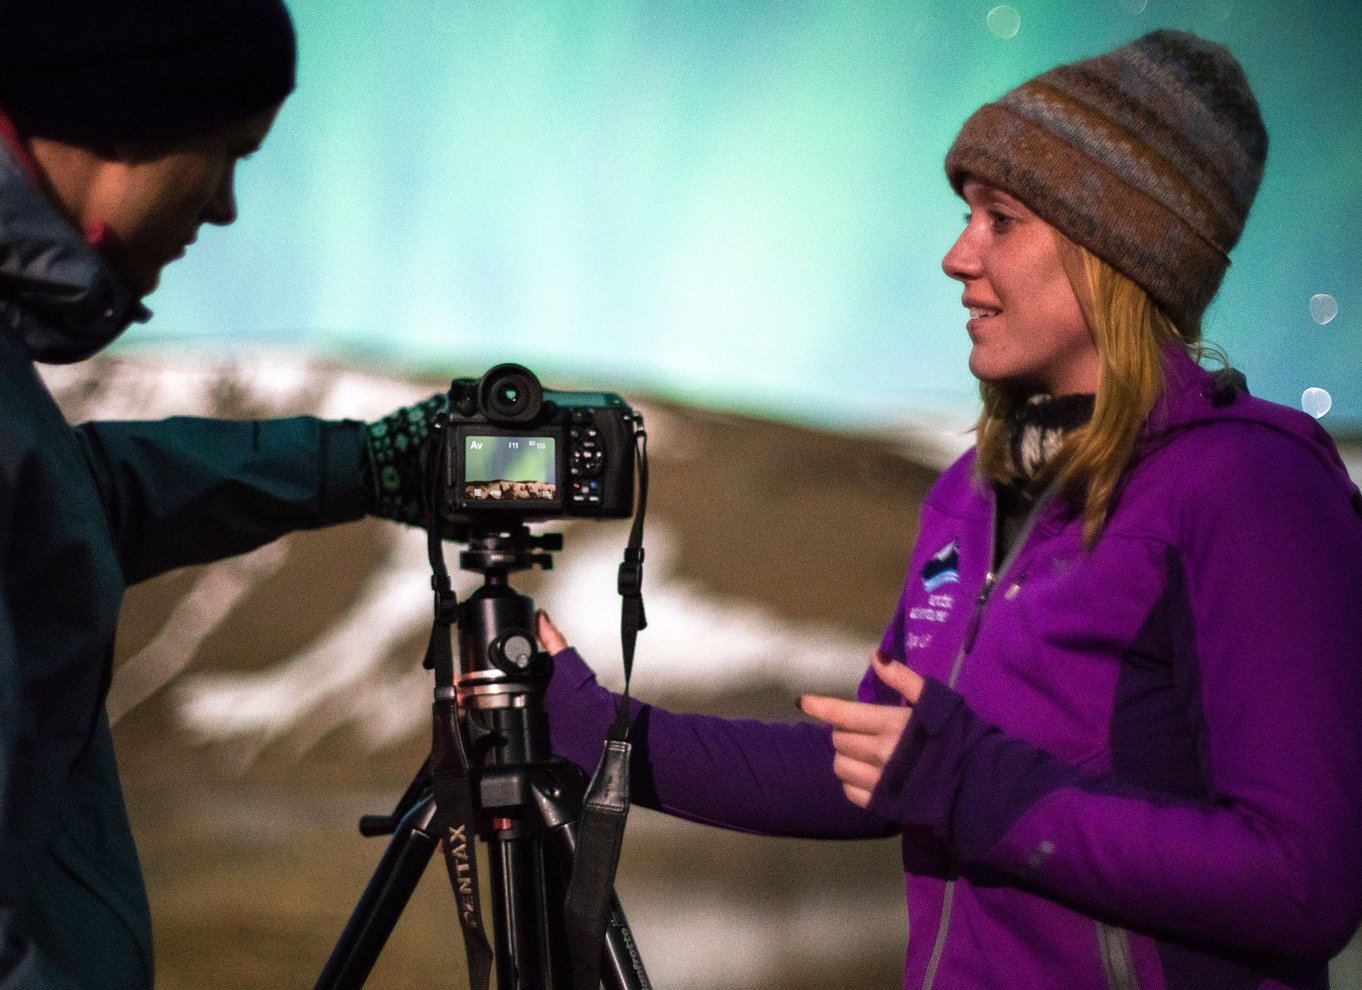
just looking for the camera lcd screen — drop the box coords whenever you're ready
[463,435,557,502]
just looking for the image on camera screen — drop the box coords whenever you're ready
[463,436,557,502]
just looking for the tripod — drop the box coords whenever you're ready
[314,527,652,990]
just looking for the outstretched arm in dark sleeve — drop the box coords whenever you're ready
[74,416,367,584]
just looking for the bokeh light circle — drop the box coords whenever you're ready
[1309,293,1338,325]
[1302,387,1332,419]
[1207,0,1234,20]
[987,6,1021,39]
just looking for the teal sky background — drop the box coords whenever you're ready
[122,0,1362,433]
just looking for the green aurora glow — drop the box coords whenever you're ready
[126,0,1362,431]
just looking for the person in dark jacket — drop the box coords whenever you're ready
[0,2,431,986]
[538,30,1362,990]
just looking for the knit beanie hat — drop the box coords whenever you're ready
[945,30,1267,334]
[0,0,296,144]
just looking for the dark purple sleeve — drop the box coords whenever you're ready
[868,434,1362,962]
[545,648,896,839]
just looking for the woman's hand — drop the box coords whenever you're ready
[798,651,925,808]
[536,609,569,656]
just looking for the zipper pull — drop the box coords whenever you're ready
[1002,569,1029,601]
[962,571,996,654]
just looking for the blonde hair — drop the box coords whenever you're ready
[975,234,1211,547]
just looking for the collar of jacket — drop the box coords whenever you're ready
[1147,340,1359,506]
[0,130,150,365]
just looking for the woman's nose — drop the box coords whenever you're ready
[941,229,979,282]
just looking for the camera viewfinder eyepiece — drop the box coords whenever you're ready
[477,363,544,424]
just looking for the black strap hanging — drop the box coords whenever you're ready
[565,430,648,990]
[421,415,495,990]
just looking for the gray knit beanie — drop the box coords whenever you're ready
[945,30,1268,335]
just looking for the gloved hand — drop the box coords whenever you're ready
[360,392,447,525]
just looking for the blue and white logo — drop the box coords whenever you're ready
[921,540,961,592]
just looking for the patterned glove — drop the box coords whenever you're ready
[360,392,448,525]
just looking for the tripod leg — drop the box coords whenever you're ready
[314,793,439,990]
[487,825,555,990]
[597,895,652,990]
[535,774,653,990]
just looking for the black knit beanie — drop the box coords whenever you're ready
[946,30,1268,335]
[0,0,297,144]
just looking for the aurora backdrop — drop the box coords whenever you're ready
[122,0,1362,433]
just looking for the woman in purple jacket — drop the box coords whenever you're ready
[540,30,1362,990]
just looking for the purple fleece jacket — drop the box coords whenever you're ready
[545,346,1362,990]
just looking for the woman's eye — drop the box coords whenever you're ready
[962,209,1015,233]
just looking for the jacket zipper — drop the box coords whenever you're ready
[1096,922,1143,990]
[960,572,996,661]
[946,479,1056,688]
[925,480,1060,989]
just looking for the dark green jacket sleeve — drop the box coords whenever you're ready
[73,416,367,585]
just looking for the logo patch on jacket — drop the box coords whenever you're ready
[921,540,960,591]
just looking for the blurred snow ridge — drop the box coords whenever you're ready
[43,353,1362,761]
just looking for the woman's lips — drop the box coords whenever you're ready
[965,303,1000,335]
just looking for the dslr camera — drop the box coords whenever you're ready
[441,363,640,523]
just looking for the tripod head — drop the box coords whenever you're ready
[456,524,562,575]
[446,524,563,768]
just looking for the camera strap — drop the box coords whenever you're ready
[565,429,649,990]
[423,415,495,990]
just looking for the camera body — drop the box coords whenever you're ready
[442,363,639,524]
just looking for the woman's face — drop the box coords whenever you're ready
[941,179,1100,396]
[71,106,279,296]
